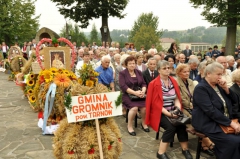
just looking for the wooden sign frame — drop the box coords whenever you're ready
[43,47,71,71]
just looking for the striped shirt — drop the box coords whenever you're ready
[161,78,176,110]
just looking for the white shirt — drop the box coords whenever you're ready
[2,45,9,52]
[137,64,142,72]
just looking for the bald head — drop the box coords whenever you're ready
[216,56,227,69]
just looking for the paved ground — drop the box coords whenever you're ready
[0,72,215,159]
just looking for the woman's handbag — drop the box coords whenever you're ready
[166,106,191,126]
[128,87,146,101]
[219,119,239,134]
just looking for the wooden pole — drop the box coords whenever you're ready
[95,119,104,159]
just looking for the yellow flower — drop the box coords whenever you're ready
[50,67,58,75]
[94,72,99,76]
[86,80,94,87]
[53,74,71,88]
[27,80,35,86]
[27,89,34,95]
[29,95,36,103]
[42,70,53,83]
[78,78,83,84]
[82,63,87,69]
[69,72,77,80]
[95,78,98,83]
[58,69,63,74]
[63,70,70,75]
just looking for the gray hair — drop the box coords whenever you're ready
[204,62,224,77]
[226,55,234,62]
[120,54,129,65]
[157,60,169,70]
[147,57,157,63]
[114,53,121,60]
[101,55,111,62]
[197,61,207,74]
[188,58,200,64]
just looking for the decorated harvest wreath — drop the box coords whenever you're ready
[21,38,123,159]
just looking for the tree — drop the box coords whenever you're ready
[59,23,89,46]
[222,26,240,46]
[90,24,101,45]
[50,0,129,44]
[0,0,39,45]
[189,0,240,55]
[132,25,160,50]
[129,12,162,42]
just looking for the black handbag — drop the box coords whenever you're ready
[128,86,146,101]
[166,106,191,126]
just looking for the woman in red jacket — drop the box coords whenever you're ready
[145,60,192,159]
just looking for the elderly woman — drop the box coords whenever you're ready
[192,62,240,159]
[193,61,206,83]
[146,60,193,159]
[135,52,147,72]
[119,56,148,136]
[230,69,240,107]
[176,64,214,156]
[113,53,121,67]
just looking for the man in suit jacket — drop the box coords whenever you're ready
[183,45,192,63]
[188,58,199,80]
[142,58,159,87]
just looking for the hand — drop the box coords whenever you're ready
[230,121,240,134]
[217,79,228,90]
[135,90,143,98]
[167,112,178,119]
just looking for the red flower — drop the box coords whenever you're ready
[54,44,59,47]
[108,145,112,150]
[88,148,95,154]
[38,111,43,119]
[68,150,74,154]
[39,75,45,84]
[118,138,121,142]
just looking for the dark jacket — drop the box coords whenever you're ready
[183,49,192,62]
[142,69,159,87]
[192,79,238,134]
[230,83,240,119]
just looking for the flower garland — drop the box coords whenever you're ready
[35,38,76,70]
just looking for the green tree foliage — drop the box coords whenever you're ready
[60,23,88,46]
[0,0,39,45]
[90,24,101,45]
[50,0,129,43]
[189,0,240,55]
[132,25,160,50]
[129,12,162,42]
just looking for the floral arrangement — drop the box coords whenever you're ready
[76,63,99,87]
[52,62,122,159]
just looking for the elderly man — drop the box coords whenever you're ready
[75,52,96,77]
[216,56,233,87]
[153,54,161,64]
[178,53,186,65]
[226,55,236,72]
[77,49,84,62]
[95,55,115,91]
[188,58,199,80]
[142,58,159,87]
[183,45,192,63]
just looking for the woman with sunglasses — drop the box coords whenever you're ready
[145,60,192,159]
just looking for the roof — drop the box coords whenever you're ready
[160,38,175,43]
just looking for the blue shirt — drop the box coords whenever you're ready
[95,65,114,85]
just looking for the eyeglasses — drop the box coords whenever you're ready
[162,67,170,70]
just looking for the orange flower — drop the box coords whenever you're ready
[53,74,71,88]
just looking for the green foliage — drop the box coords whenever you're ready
[0,0,39,45]
[60,23,89,45]
[132,25,160,50]
[90,23,101,45]
[222,26,240,46]
[115,92,123,108]
[162,26,226,44]
[50,0,129,28]
[64,93,72,111]
[129,12,162,42]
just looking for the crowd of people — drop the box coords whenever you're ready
[1,39,240,159]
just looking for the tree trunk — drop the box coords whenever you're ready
[225,0,237,56]
[225,26,236,56]
[100,13,112,47]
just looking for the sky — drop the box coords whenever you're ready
[35,0,212,34]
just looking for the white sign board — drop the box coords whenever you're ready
[66,91,122,123]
